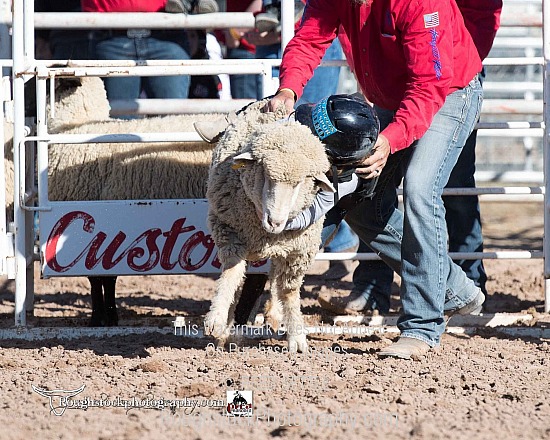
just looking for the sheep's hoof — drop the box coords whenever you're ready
[264,301,283,332]
[90,310,105,327]
[204,311,229,338]
[265,314,281,333]
[105,307,119,327]
[287,333,308,353]
[217,336,229,349]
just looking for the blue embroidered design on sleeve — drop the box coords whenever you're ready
[429,29,442,80]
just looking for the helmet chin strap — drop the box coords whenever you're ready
[331,165,340,205]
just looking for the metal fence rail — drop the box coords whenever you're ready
[4,0,549,327]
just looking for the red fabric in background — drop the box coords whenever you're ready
[223,0,259,53]
[81,0,166,12]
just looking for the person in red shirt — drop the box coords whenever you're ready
[266,0,485,359]
[82,0,218,13]
[222,0,263,99]
[82,0,167,12]
[320,0,502,322]
[81,0,217,117]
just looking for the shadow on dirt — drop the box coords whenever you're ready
[0,332,212,358]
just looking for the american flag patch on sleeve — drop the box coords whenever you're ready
[423,12,439,28]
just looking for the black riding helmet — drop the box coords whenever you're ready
[295,94,380,167]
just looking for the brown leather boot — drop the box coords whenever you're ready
[378,337,431,360]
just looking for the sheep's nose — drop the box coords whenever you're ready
[267,217,284,230]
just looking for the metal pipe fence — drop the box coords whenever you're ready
[4,0,549,325]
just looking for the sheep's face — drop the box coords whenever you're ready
[232,152,301,234]
[232,122,333,235]
[261,175,305,234]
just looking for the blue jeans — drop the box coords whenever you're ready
[342,75,483,346]
[94,34,191,105]
[255,43,281,81]
[227,47,262,99]
[444,128,487,293]
[296,39,343,105]
[256,38,343,99]
[353,71,488,309]
[324,220,359,253]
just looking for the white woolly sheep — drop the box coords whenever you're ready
[43,77,229,326]
[11,77,265,327]
[3,120,14,219]
[204,101,334,353]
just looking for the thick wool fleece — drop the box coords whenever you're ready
[249,123,331,185]
[4,77,225,211]
[3,121,14,218]
[206,104,330,284]
[205,103,331,353]
[209,99,282,166]
[48,113,228,202]
[47,77,111,133]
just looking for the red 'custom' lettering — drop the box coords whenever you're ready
[44,210,268,274]
[160,218,195,270]
[45,211,95,272]
[178,231,215,271]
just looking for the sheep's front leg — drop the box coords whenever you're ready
[204,258,247,344]
[264,280,283,332]
[272,259,309,353]
[280,285,308,353]
[89,277,105,327]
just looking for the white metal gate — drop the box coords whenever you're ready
[3,0,549,327]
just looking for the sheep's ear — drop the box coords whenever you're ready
[231,151,255,170]
[315,173,336,193]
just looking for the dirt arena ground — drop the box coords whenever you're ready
[0,202,548,440]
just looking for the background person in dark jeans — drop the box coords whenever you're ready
[80,0,195,118]
[35,0,95,60]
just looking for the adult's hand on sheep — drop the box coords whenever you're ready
[355,134,391,180]
[263,89,296,115]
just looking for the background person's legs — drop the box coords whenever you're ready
[322,220,359,280]
[227,47,262,99]
[94,36,143,102]
[95,35,191,116]
[444,129,487,295]
[139,37,191,99]
[350,244,392,313]
[296,39,344,106]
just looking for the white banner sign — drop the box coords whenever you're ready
[39,199,268,278]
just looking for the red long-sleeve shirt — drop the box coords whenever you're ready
[456,0,502,60]
[279,0,483,153]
